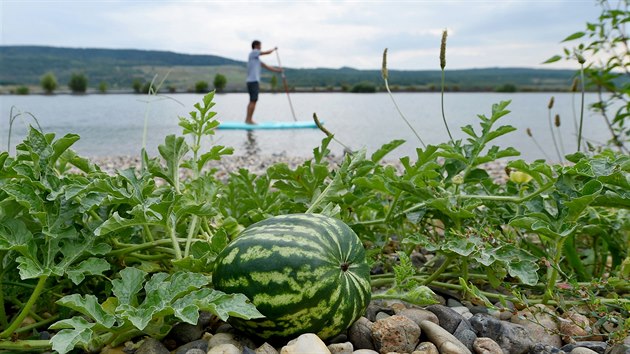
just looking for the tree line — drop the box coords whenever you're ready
[13,72,228,95]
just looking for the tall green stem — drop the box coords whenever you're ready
[422,256,453,286]
[0,276,47,339]
[441,69,454,143]
[543,237,567,304]
[184,216,199,258]
[0,340,52,351]
[384,79,426,147]
[577,64,586,151]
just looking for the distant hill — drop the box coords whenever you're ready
[0,45,580,92]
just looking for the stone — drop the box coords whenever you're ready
[394,308,440,326]
[451,306,474,320]
[560,342,607,354]
[136,338,170,354]
[208,332,256,351]
[469,306,489,315]
[328,342,354,354]
[256,342,279,354]
[349,317,376,350]
[609,343,630,354]
[529,344,565,354]
[426,305,467,334]
[469,314,534,354]
[244,347,257,354]
[512,305,562,348]
[559,312,595,343]
[448,299,465,307]
[371,315,421,354]
[414,342,439,354]
[419,320,472,354]
[166,313,213,347]
[473,338,502,354]
[208,344,241,354]
[454,328,477,351]
[185,350,206,354]
[375,312,391,321]
[173,339,209,354]
[281,333,331,354]
[440,340,468,354]
[366,302,395,322]
[570,348,599,354]
[100,346,126,354]
[353,350,379,354]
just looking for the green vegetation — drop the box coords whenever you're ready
[68,72,88,93]
[495,83,517,92]
[132,79,142,93]
[270,74,278,92]
[213,73,227,92]
[15,86,29,95]
[195,80,209,93]
[0,3,628,352]
[351,81,377,93]
[98,81,108,93]
[40,72,57,94]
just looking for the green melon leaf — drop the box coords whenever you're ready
[49,317,96,354]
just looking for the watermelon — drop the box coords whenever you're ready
[212,213,371,340]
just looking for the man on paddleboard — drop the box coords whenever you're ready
[245,40,283,125]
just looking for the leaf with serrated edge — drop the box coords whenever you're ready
[173,288,264,322]
[66,257,111,285]
[49,317,95,354]
[56,294,116,328]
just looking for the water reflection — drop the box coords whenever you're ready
[244,131,260,155]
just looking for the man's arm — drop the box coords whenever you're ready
[260,47,278,55]
[261,62,283,73]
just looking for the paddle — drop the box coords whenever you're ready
[275,48,298,121]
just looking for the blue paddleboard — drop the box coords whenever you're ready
[218,121,320,130]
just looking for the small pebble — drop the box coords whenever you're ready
[256,343,279,354]
[328,342,353,354]
[281,333,331,354]
[570,348,599,354]
[472,337,502,354]
[414,342,439,354]
[208,344,241,354]
[352,350,379,354]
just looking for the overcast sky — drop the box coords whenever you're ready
[1,0,600,70]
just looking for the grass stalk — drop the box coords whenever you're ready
[381,49,426,147]
[526,128,552,160]
[440,29,454,143]
[547,97,564,162]
[577,63,586,151]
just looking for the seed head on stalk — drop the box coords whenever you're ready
[439,29,454,143]
[381,48,389,81]
[440,29,447,70]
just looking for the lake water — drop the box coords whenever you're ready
[0,92,611,161]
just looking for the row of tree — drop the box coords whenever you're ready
[25,72,228,94]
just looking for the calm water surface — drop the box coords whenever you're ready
[0,92,610,161]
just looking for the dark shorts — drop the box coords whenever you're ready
[247,81,259,102]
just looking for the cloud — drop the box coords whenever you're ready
[1,0,599,70]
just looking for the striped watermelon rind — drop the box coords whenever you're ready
[212,213,371,340]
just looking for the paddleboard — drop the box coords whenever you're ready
[217,121,320,130]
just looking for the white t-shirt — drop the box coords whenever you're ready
[246,49,261,83]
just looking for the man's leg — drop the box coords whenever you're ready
[245,81,259,124]
[246,101,257,124]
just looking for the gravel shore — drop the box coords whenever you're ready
[87,154,510,183]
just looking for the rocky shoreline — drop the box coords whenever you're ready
[86,154,511,183]
[112,298,629,354]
